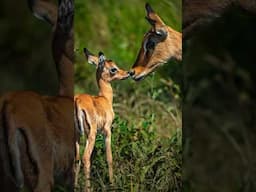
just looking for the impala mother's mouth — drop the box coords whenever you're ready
[131,73,147,82]
[134,75,145,82]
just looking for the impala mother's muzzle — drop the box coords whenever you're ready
[129,63,160,81]
[128,66,148,81]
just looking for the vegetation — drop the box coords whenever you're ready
[74,0,182,191]
[74,116,182,192]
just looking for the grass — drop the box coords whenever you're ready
[75,115,182,192]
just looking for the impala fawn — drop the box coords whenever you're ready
[74,49,130,191]
[0,0,75,191]
[129,3,182,81]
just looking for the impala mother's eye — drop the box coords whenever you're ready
[110,67,118,74]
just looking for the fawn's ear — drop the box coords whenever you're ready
[98,52,106,69]
[84,48,98,66]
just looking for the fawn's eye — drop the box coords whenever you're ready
[110,67,118,74]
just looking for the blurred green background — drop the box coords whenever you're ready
[74,0,182,191]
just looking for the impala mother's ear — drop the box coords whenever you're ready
[145,3,166,29]
[145,16,156,26]
[145,2,154,14]
[145,3,156,26]
[84,48,98,66]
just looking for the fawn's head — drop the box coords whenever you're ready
[130,3,182,81]
[84,48,130,82]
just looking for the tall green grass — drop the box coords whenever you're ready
[75,115,181,192]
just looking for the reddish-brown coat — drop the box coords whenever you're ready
[74,51,129,192]
[131,3,182,81]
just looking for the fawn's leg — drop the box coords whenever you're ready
[82,127,96,192]
[104,128,113,184]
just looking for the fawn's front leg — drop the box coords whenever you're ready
[104,127,113,185]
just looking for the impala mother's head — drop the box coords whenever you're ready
[130,3,182,81]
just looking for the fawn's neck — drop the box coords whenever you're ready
[97,78,113,105]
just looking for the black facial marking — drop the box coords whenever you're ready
[146,39,155,50]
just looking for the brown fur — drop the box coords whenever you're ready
[3,92,75,191]
[74,50,129,192]
[0,0,75,191]
[131,3,182,81]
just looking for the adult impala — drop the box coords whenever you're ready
[129,3,182,81]
[0,0,75,191]
[74,49,130,192]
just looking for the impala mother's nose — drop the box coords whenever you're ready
[128,70,135,76]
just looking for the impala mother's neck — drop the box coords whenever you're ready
[168,27,182,61]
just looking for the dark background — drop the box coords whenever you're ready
[183,5,256,192]
[0,0,58,95]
